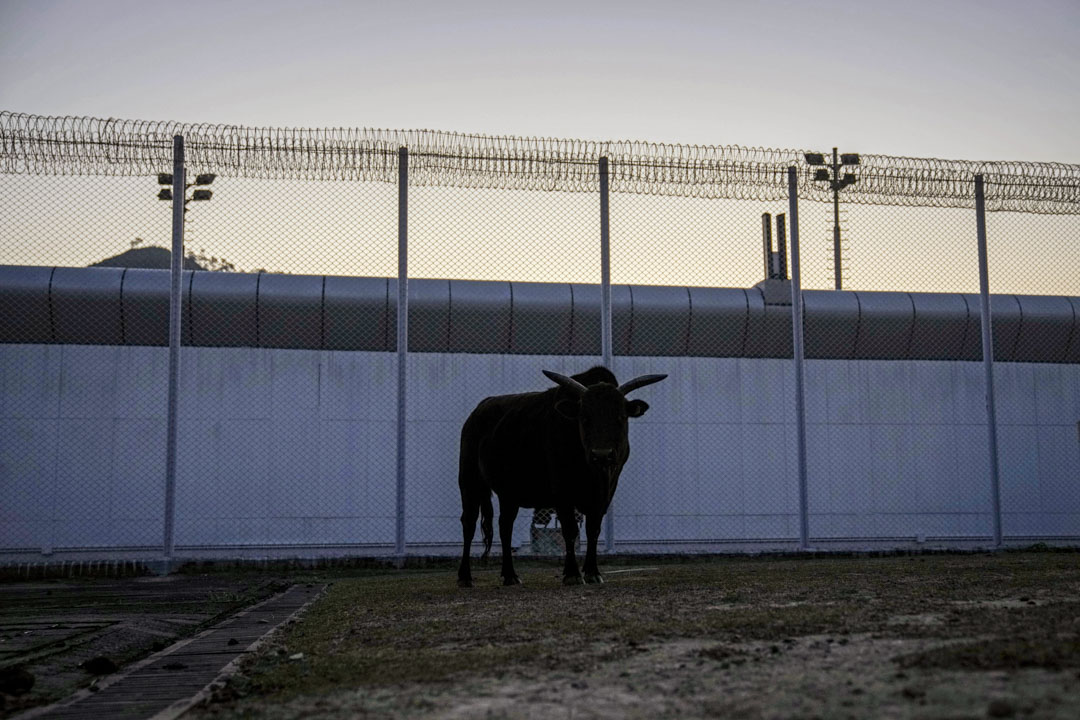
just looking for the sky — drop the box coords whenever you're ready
[1,0,1078,164]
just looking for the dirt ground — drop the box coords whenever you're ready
[188,550,1080,720]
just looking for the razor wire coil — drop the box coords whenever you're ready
[2,111,1078,213]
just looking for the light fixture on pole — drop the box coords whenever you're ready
[156,172,216,271]
[805,149,859,290]
[157,172,216,208]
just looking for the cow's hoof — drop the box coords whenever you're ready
[563,574,585,586]
[502,575,522,586]
[584,573,604,585]
[457,577,473,588]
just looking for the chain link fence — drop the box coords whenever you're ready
[800,199,991,546]
[983,208,1080,541]
[172,173,401,555]
[1,112,1078,564]
[608,191,798,550]
[0,171,172,555]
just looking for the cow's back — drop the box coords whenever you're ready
[470,390,576,507]
[462,392,530,444]
[460,391,545,490]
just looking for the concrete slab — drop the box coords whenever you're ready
[13,583,324,720]
[0,573,294,716]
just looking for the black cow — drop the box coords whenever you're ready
[457,366,666,587]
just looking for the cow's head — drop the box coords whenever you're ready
[543,369,667,470]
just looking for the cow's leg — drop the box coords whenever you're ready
[499,504,521,586]
[458,492,479,588]
[582,511,604,584]
[556,506,583,585]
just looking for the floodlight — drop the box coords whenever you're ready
[192,189,213,201]
[806,147,857,290]
[158,173,173,185]
[194,173,217,186]
[157,188,172,200]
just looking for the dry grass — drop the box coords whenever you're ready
[196,551,1080,719]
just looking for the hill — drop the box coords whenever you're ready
[90,246,205,271]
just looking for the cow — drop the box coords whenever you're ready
[456,366,667,587]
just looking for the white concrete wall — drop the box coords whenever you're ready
[2,343,1078,557]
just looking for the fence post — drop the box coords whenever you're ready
[975,174,1003,547]
[395,147,409,561]
[787,167,810,551]
[163,135,185,562]
[599,156,615,553]
[599,157,613,372]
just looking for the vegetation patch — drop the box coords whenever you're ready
[899,633,1080,671]
[195,552,1080,719]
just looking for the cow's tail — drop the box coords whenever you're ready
[479,493,494,561]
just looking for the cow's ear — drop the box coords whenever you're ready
[555,399,581,419]
[626,399,650,418]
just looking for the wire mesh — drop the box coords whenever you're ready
[798,198,999,547]
[1,111,1079,562]
[171,171,400,554]
[983,207,1080,541]
[0,173,172,555]
[608,189,800,549]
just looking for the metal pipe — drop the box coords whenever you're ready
[599,156,615,553]
[762,213,773,279]
[396,147,409,560]
[832,147,842,290]
[787,167,811,550]
[975,174,1003,547]
[163,135,185,560]
[600,157,613,368]
[776,213,787,280]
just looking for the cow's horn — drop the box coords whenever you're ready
[618,374,668,396]
[542,370,587,396]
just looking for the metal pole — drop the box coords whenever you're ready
[776,213,788,280]
[599,157,613,367]
[396,147,409,560]
[975,174,1003,547]
[787,167,811,550]
[163,135,185,560]
[600,156,617,552]
[832,147,842,290]
[599,156,615,553]
[762,213,773,279]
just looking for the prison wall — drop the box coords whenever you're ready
[1,266,1078,559]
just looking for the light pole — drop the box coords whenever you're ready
[157,172,215,269]
[805,149,859,290]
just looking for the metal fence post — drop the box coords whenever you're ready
[975,174,1003,547]
[396,147,409,561]
[599,156,615,553]
[163,135,185,560]
[787,167,810,551]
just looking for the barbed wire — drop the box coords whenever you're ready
[2,111,1078,213]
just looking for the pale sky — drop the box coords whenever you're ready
[1,0,1078,164]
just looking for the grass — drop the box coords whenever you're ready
[213,551,1080,710]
